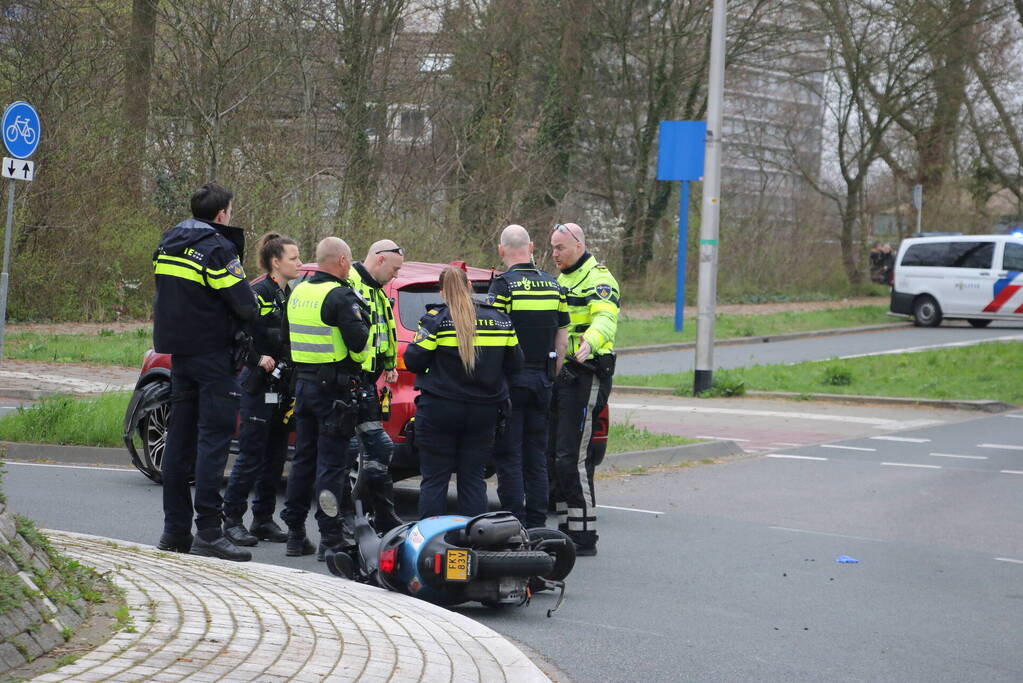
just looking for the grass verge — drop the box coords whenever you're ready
[616,305,891,348]
[607,422,696,453]
[0,393,130,447]
[5,328,151,366]
[616,341,1023,404]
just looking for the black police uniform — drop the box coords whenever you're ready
[222,276,293,544]
[153,217,257,553]
[404,302,524,519]
[488,263,570,528]
[280,271,370,558]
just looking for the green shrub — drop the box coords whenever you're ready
[821,365,853,386]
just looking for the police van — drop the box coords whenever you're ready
[890,234,1023,327]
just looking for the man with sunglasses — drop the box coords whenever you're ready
[343,240,405,534]
[548,222,620,556]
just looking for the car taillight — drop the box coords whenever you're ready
[379,548,398,574]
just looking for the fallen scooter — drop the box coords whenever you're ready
[318,467,575,615]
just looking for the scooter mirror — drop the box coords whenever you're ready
[319,490,340,518]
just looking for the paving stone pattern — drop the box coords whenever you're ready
[33,531,549,682]
[0,504,86,675]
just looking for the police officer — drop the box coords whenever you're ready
[548,222,620,556]
[281,237,370,559]
[345,239,405,532]
[153,183,258,562]
[405,266,524,518]
[488,225,568,528]
[222,233,303,547]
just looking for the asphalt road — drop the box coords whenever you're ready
[3,402,1020,681]
[618,320,1023,376]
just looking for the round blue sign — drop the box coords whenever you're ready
[2,101,40,159]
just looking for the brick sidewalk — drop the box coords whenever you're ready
[32,531,549,682]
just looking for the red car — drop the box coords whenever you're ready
[123,260,610,483]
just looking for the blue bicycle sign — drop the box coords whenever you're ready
[2,102,40,159]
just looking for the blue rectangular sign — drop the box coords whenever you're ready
[657,121,706,181]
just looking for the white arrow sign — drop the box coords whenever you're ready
[1,157,33,181]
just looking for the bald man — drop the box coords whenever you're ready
[547,222,620,556]
[343,240,406,532]
[281,237,371,559]
[488,225,569,529]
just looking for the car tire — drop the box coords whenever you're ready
[138,397,169,484]
[967,319,991,328]
[912,295,942,327]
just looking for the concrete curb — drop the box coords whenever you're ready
[1,441,130,464]
[608,385,1017,413]
[0,389,52,400]
[616,322,910,356]
[602,439,744,469]
[744,390,1018,413]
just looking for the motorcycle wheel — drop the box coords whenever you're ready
[474,550,555,579]
[527,527,576,581]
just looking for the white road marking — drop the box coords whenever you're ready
[870,436,931,443]
[820,444,876,452]
[3,461,134,473]
[769,526,888,543]
[978,443,1023,451]
[610,402,939,427]
[766,454,828,461]
[836,333,1023,360]
[1001,470,1023,475]
[994,557,1023,565]
[695,435,750,442]
[1002,414,1023,420]
[772,442,804,447]
[595,504,664,516]
[551,616,668,638]
[882,462,941,469]
[928,452,988,460]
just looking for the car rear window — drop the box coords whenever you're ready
[397,282,491,332]
[1004,242,1023,271]
[901,241,993,268]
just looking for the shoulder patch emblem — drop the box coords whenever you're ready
[226,259,245,279]
[427,308,438,316]
[595,283,612,299]
[413,327,428,344]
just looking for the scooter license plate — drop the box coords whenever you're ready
[445,549,471,582]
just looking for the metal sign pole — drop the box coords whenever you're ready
[694,0,727,394]
[674,180,689,332]
[0,181,14,363]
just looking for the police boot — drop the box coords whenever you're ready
[285,528,315,557]
[369,480,404,533]
[223,518,258,547]
[250,517,288,543]
[317,532,345,562]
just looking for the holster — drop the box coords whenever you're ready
[231,329,254,371]
[595,353,617,379]
[356,383,382,424]
[324,396,357,437]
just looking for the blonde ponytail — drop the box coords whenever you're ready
[439,266,477,373]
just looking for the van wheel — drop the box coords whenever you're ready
[912,296,942,327]
[967,319,991,328]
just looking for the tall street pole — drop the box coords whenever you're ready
[694,0,727,394]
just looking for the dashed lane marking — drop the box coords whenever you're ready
[1002,414,1023,420]
[766,454,828,461]
[596,504,664,516]
[769,526,888,543]
[820,444,876,452]
[772,442,805,447]
[870,436,931,443]
[928,452,988,460]
[3,461,134,473]
[695,435,750,442]
[836,333,1023,360]
[608,402,941,427]
[882,462,941,469]
[994,557,1023,564]
[1000,470,1023,475]
[978,443,1023,451]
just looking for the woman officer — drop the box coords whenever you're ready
[405,266,524,518]
[222,233,303,546]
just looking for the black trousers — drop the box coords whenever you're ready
[163,348,240,535]
[493,369,553,528]
[416,393,498,519]
[281,378,356,537]
[222,367,291,523]
[548,369,611,546]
